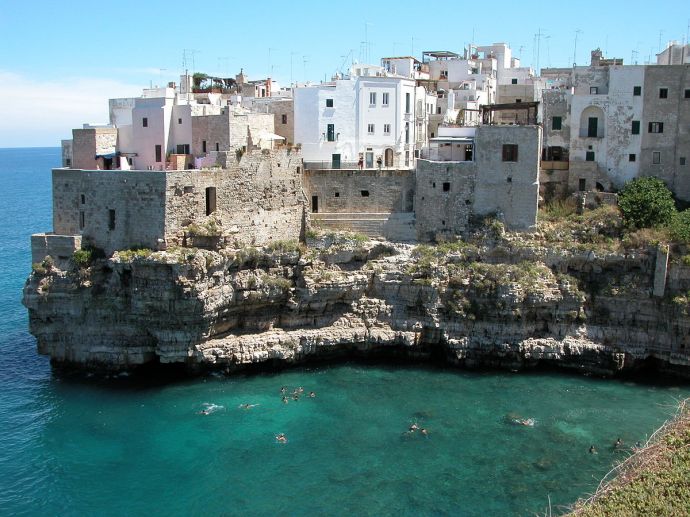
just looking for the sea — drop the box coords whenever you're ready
[0,147,689,516]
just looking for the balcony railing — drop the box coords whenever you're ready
[419,148,474,162]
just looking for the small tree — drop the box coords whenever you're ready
[670,209,690,243]
[618,177,676,229]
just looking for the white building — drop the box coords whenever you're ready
[294,64,435,169]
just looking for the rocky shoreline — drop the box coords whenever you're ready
[22,226,690,378]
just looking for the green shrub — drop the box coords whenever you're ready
[72,249,93,268]
[186,219,221,237]
[267,239,300,253]
[262,275,292,290]
[32,256,54,275]
[117,248,153,262]
[618,177,676,229]
[669,209,690,244]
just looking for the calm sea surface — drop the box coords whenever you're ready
[0,147,688,516]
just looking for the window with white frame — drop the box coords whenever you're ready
[382,92,389,106]
[383,124,391,135]
[367,123,375,134]
[369,92,376,106]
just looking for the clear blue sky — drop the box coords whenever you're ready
[1,0,688,147]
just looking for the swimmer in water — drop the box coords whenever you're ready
[309,391,316,398]
[293,394,299,401]
[297,387,304,394]
[239,403,259,409]
[409,423,419,432]
[614,437,623,449]
[198,409,209,415]
[420,428,428,436]
[589,445,597,454]
[280,386,287,395]
[276,433,287,443]
[282,396,289,404]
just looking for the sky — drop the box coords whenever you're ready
[1,0,688,147]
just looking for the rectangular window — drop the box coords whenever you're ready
[443,182,450,192]
[281,114,287,124]
[405,93,411,114]
[680,157,687,165]
[79,211,85,230]
[590,86,598,94]
[633,86,641,96]
[361,190,369,197]
[202,140,207,153]
[629,153,636,162]
[327,124,335,142]
[178,118,182,124]
[685,89,690,99]
[502,144,518,162]
[579,178,586,191]
[80,194,85,204]
[586,151,595,161]
[511,78,518,85]
[143,117,148,127]
[440,70,448,79]
[367,124,375,135]
[659,88,668,99]
[383,124,391,135]
[108,209,116,231]
[369,92,376,106]
[382,92,389,106]
[215,142,219,151]
[552,116,562,130]
[587,117,598,138]
[155,144,162,162]
[631,121,640,134]
[648,122,664,134]
[652,151,661,164]
[326,98,334,108]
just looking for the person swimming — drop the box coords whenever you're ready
[276,433,287,443]
[589,445,597,454]
[280,386,287,394]
[239,403,259,409]
[409,423,419,432]
[420,428,429,436]
[309,391,316,398]
[614,437,623,449]
[282,396,289,404]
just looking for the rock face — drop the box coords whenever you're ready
[22,238,690,377]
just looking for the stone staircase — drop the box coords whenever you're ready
[311,212,416,241]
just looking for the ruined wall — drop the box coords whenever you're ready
[261,99,294,145]
[303,169,415,214]
[415,159,476,241]
[61,140,73,168]
[472,125,541,230]
[191,110,274,157]
[52,169,168,254]
[641,65,690,201]
[164,149,305,246]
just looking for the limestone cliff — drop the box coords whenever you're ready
[22,230,690,377]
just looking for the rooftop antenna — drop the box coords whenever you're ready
[573,29,582,67]
[268,47,275,78]
[290,51,298,85]
[631,49,639,65]
[182,49,200,74]
[302,55,309,82]
[658,29,665,51]
[533,28,544,75]
[411,36,414,57]
[544,35,552,68]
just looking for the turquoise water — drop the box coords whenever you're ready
[1,148,689,516]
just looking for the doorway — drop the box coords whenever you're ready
[311,195,319,213]
[331,154,341,169]
[206,187,217,215]
[384,148,393,167]
[365,151,374,169]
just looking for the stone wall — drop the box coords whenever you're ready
[191,110,274,157]
[303,169,415,214]
[472,125,541,230]
[44,149,306,257]
[52,169,169,253]
[415,159,476,241]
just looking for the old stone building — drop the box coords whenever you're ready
[32,149,306,264]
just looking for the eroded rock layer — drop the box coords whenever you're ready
[22,238,690,376]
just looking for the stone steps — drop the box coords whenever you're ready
[311,212,416,240]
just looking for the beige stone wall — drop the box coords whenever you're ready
[191,110,274,157]
[303,169,415,214]
[163,149,305,246]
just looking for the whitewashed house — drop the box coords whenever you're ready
[294,64,435,169]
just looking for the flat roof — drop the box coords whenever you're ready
[380,56,422,63]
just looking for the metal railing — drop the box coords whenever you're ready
[419,148,474,162]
